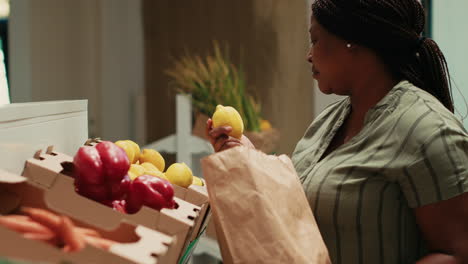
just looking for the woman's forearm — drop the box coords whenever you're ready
[416,253,459,264]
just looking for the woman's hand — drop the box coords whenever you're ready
[205,118,255,152]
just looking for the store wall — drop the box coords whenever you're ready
[8,0,146,143]
[143,0,315,155]
[432,0,468,127]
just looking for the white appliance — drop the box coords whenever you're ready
[0,100,88,174]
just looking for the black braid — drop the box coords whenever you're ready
[312,0,454,112]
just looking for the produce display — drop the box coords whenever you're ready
[73,141,175,214]
[0,207,116,252]
[0,103,240,263]
[112,140,204,189]
[73,139,206,214]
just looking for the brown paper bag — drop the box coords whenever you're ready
[201,147,330,264]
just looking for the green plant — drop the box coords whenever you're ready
[165,42,262,132]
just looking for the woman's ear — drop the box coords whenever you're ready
[345,42,359,53]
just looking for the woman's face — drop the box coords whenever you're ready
[307,16,355,95]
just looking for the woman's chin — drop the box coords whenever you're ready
[317,84,333,95]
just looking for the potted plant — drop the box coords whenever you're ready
[165,42,279,153]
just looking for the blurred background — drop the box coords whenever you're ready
[1,0,466,156]
[3,0,315,158]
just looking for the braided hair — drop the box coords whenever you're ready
[312,0,454,112]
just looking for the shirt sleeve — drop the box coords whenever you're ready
[398,125,468,208]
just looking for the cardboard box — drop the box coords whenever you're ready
[0,169,174,264]
[85,138,211,242]
[22,147,201,264]
[84,140,212,262]
[172,184,210,242]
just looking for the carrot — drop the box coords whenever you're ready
[0,216,53,235]
[62,244,72,253]
[76,227,102,238]
[23,232,55,240]
[21,207,61,231]
[5,208,114,253]
[58,216,85,252]
[23,232,58,245]
[0,215,31,221]
[84,236,116,250]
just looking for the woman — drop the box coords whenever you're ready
[206,0,468,263]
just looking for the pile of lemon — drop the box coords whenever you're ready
[115,140,203,188]
[114,105,246,188]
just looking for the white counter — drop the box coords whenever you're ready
[0,100,88,174]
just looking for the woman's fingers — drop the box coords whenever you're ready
[205,119,213,140]
[206,118,248,152]
[213,134,228,152]
[214,137,242,152]
[221,140,243,151]
[206,118,233,144]
[209,126,232,139]
[206,118,232,138]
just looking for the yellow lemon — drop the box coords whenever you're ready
[165,163,193,188]
[115,140,135,164]
[128,171,138,181]
[125,140,141,164]
[212,105,244,139]
[128,164,145,180]
[260,119,272,131]
[145,170,169,181]
[139,149,165,172]
[192,176,204,186]
[140,162,159,172]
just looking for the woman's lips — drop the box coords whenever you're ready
[312,67,320,76]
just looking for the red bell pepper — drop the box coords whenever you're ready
[109,174,131,200]
[96,141,130,182]
[73,141,130,203]
[74,178,109,202]
[125,175,175,214]
[73,146,104,185]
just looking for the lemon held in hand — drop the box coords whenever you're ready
[165,163,193,188]
[212,105,244,139]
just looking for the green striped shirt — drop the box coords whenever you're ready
[292,80,468,264]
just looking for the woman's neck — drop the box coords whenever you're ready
[348,67,397,121]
